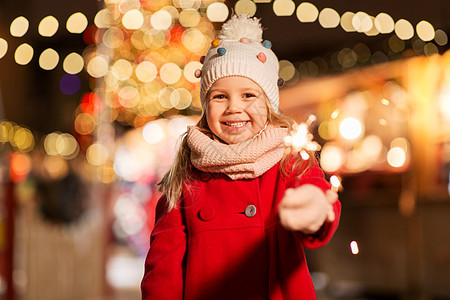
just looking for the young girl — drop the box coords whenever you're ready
[141,15,341,300]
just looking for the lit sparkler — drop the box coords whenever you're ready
[284,115,321,160]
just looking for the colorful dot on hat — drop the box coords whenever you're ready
[257,52,266,63]
[212,39,220,47]
[199,56,205,64]
[217,47,227,56]
[194,69,202,78]
[240,37,249,43]
[263,40,272,49]
[277,77,285,87]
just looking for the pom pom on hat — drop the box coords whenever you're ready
[218,14,263,42]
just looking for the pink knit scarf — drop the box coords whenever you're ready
[187,126,288,180]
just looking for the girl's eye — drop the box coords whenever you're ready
[243,93,256,98]
[212,94,225,100]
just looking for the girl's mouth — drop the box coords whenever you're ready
[223,121,248,128]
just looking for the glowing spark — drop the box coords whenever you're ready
[330,175,341,192]
[350,241,359,255]
[379,119,388,126]
[284,115,321,158]
[381,98,390,105]
[331,109,340,119]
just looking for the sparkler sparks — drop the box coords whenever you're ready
[284,115,321,160]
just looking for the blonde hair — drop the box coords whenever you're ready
[158,99,315,211]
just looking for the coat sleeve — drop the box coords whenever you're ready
[287,159,341,249]
[141,195,187,300]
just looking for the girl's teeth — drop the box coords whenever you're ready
[226,121,247,127]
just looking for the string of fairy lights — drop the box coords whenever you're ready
[0,0,448,185]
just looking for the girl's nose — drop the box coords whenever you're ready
[226,96,243,113]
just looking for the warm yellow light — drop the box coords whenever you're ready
[94,9,110,29]
[339,117,363,140]
[15,43,34,65]
[387,147,406,168]
[388,35,405,52]
[151,10,172,30]
[11,128,34,152]
[395,19,414,40]
[74,113,95,135]
[374,13,394,34]
[56,133,79,159]
[136,61,157,83]
[122,9,144,30]
[118,0,141,13]
[364,17,379,36]
[320,144,345,173]
[179,9,201,27]
[438,88,450,121]
[87,55,109,78]
[435,29,448,46]
[38,15,59,37]
[66,12,88,34]
[171,88,192,110]
[86,143,109,166]
[350,241,359,255]
[39,48,59,70]
[235,0,257,17]
[118,86,140,108]
[143,122,165,144]
[340,12,355,32]
[416,20,435,42]
[206,2,229,22]
[44,133,60,155]
[296,2,318,23]
[10,16,29,37]
[279,60,296,81]
[330,175,341,192]
[0,39,7,59]
[337,48,357,68]
[352,11,373,33]
[111,59,133,81]
[160,63,182,84]
[63,52,84,74]
[273,0,295,16]
[103,27,125,49]
[184,61,202,83]
[158,87,175,109]
[182,28,207,53]
[318,8,340,28]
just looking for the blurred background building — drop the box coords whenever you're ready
[0,0,449,299]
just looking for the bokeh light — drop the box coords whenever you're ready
[39,48,59,70]
[319,8,340,28]
[60,74,81,95]
[352,11,373,33]
[171,88,192,109]
[87,55,109,78]
[0,39,8,59]
[350,241,359,255]
[179,9,201,27]
[387,147,406,168]
[143,122,164,144]
[135,61,157,83]
[273,0,295,16]
[122,9,144,30]
[160,63,182,85]
[235,0,257,16]
[150,10,172,31]
[38,15,59,37]
[416,20,435,42]
[14,43,34,65]
[10,16,29,37]
[111,59,133,81]
[11,127,34,152]
[206,2,229,22]
[296,2,318,23]
[395,19,414,40]
[75,113,96,135]
[10,152,32,183]
[340,12,356,32]
[374,13,394,34]
[320,143,345,173]
[66,12,88,34]
[339,117,363,140]
[279,60,296,81]
[435,29,448,46]
[184,61,202,83]
[43,155,69,180]
[63,52,84,74]
[87,143,110,166]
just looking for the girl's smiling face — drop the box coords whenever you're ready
[206,76,268,144]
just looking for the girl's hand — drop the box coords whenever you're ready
[279,184,337,234]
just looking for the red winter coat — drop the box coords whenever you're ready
[142,160,341,300]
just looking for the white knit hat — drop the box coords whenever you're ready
[197,15,281,112]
